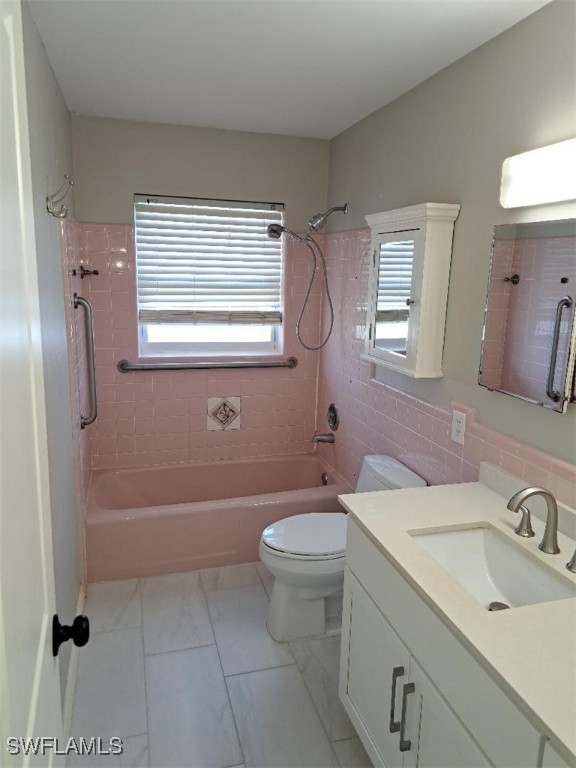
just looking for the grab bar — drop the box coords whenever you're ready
[546,296,573,402]
[74,294,97,428]
[117,356,298,372]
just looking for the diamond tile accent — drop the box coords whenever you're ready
[207,397,241,430]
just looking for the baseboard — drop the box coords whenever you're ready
[62,583,86,739]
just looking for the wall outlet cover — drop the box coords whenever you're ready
[451,410,466,445]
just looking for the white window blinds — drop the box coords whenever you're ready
[376,238,415,323]
[135,195,284,325]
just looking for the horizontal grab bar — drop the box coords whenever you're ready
[117,357,298,372]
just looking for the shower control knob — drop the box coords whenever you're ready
[52,614,90,657]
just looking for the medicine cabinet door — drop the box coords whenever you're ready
[367,228,424,374]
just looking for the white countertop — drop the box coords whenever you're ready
[338,480,576,761]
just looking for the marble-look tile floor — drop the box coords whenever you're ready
[68,563,372,768]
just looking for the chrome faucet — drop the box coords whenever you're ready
[312,432,335,444]
[507,487,560,555]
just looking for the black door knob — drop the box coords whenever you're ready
[52,614,90,657]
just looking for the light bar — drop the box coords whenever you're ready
[500,138,576,209]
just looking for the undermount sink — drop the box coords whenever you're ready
[410,526,576,610]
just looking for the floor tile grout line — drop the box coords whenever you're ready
[223,660,297,679]
[288,649,342,765]
[289,640,344,748]
[86,576,142,636]
[143,641,216,658]
[85,566,353,768]
[90,623,143,637]
[199,562,263,594]
[200,571,248,768]
[137,580,152,768]
[224,659,342,768]
[203,581,271,601]
[140,570,216,657]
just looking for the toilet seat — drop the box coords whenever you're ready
[261,512,346,560]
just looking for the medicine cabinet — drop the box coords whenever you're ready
[364,203,460,378]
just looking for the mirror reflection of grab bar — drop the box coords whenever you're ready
[546,295,573,402]
[74,293,97,428]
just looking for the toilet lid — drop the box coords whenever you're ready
[261,513,346,557]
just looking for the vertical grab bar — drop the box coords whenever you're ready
[546,296,573,402]
[74,293,97,428]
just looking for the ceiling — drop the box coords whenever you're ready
[29,0,551,140]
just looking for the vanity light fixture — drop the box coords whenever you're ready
[500,138,576,208]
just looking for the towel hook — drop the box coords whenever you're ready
[46,174,73,219]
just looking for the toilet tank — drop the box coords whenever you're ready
[355,455,427,492]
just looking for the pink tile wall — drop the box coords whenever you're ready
[500,236,576,403]
[315,229,576,507]
[60,219,92,574]
[78,224,319,469]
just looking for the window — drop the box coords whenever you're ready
[134,194,284,356]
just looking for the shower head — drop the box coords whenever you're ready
[267,223,306,243]
[307,203,348,233]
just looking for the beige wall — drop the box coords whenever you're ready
[71,116,330,231]
[326,0,576,463]
[22,1,80,698]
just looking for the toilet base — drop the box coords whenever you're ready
[266,580,325,641]
[259,539,345,643]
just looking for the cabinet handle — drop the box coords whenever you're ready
[389,665,405,733]
[399,682,416,752]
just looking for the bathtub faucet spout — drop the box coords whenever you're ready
[312,432,335,444]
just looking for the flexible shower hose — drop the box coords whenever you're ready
[295,235,334,351]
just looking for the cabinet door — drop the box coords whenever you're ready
[341,573,411,768]
[404,660,493,768]
[371,231,420,367]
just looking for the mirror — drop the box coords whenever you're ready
[373,237,416,356]
[479,219,576,412]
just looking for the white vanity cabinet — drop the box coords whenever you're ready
[341,571,491,768]
[339,519,549,768]
[363,203,460,378]
[344,573,411,767]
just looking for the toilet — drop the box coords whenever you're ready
[259,455,426,641]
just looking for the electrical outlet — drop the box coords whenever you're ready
[451,410,466,445]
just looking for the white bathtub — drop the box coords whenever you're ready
[86,454,351,582]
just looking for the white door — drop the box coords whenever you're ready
[0,1,63,765]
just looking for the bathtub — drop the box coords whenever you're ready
[85,454,352,582]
